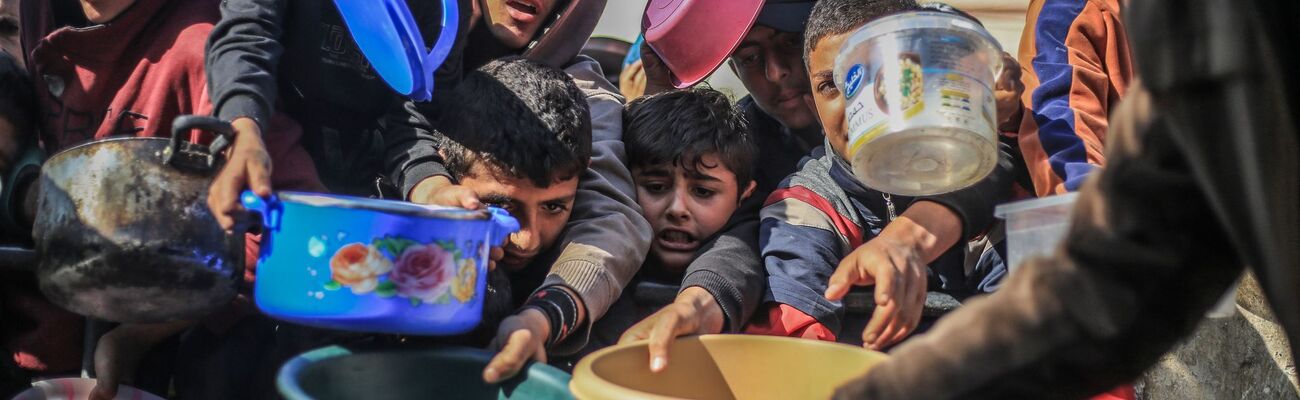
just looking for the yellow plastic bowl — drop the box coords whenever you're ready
[570,334,887,400]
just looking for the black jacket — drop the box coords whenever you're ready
[205,0,470,196]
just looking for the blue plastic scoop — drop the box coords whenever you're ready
[331,0,459,101]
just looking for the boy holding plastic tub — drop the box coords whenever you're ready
[744,0,1015,349]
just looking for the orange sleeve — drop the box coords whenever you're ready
[744,303,837,342]
[1016,0,1133,196]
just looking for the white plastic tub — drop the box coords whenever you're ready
[834,11,1004,196]
[994,193,1238,317]
[994,193,1079,272]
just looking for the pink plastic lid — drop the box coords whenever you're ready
[642,0,764,88]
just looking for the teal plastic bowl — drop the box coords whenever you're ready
[278,346,573,400]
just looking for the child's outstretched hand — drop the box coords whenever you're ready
[407,175,505,271]
[995,51,1025,133]
[619,60,647,100]
[408,175,482,210]
[825,233,928,351]
[618,286,724,372]
[482,308,550,383]
[89,321,192,400]
[208,117,273,231]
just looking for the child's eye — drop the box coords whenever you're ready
[690,187,716,198]
[733,51,761,68]
[817,80,839,97]
[642,182,669,194]
[486,201,512,212]
[542,203,569,215]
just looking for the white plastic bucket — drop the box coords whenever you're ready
[834,11,1003,196]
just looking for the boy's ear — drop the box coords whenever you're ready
[739,180,757,203]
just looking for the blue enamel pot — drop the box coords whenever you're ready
[241,190,518,335]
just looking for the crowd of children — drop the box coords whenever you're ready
[0,0,1141,398]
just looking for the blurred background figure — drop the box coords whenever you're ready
[0,0,19,68]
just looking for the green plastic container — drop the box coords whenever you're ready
[278,345,573,400]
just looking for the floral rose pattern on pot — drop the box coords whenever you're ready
[328,243,394,294]
[324,237,481,305]
[391,244,456,303]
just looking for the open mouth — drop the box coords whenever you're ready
[656,229,700,252]
[505,0,540,23]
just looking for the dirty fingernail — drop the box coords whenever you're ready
[650,356,666,372]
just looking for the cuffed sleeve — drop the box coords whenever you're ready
[380,100,449,198]
[679,197,764,332]
[205,0,287,130]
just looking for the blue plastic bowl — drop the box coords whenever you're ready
[242,191,518,335]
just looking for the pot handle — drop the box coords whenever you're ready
[486,207,519,247]
[239,190,283,231]
[164,115,235,172]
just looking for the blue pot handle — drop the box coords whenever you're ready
[486,207,519,247]
[418,0,460,101]
[240,190,283,231]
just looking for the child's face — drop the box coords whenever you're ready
[728,25,817,131]
[458,163,578,271]
[806,31,855,161]
[634,153,755,273]
[481,0,558,50]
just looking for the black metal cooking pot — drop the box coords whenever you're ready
[34,116,242,323]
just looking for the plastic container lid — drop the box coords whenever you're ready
[994,192,1081,219]
[331,0,459,101]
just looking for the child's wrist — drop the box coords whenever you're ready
[522,286,581,348]
[677,286,724,334]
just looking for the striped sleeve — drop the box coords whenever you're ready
[758,186,859,335]
[1016,0,1133,196]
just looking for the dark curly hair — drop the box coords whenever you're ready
[624,87,756,188]
[436,57,592,187]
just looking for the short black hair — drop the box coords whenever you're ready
[437,57,592,187]
[624,88,757,187]
[803,0,920,63]
[0,52,36,142]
